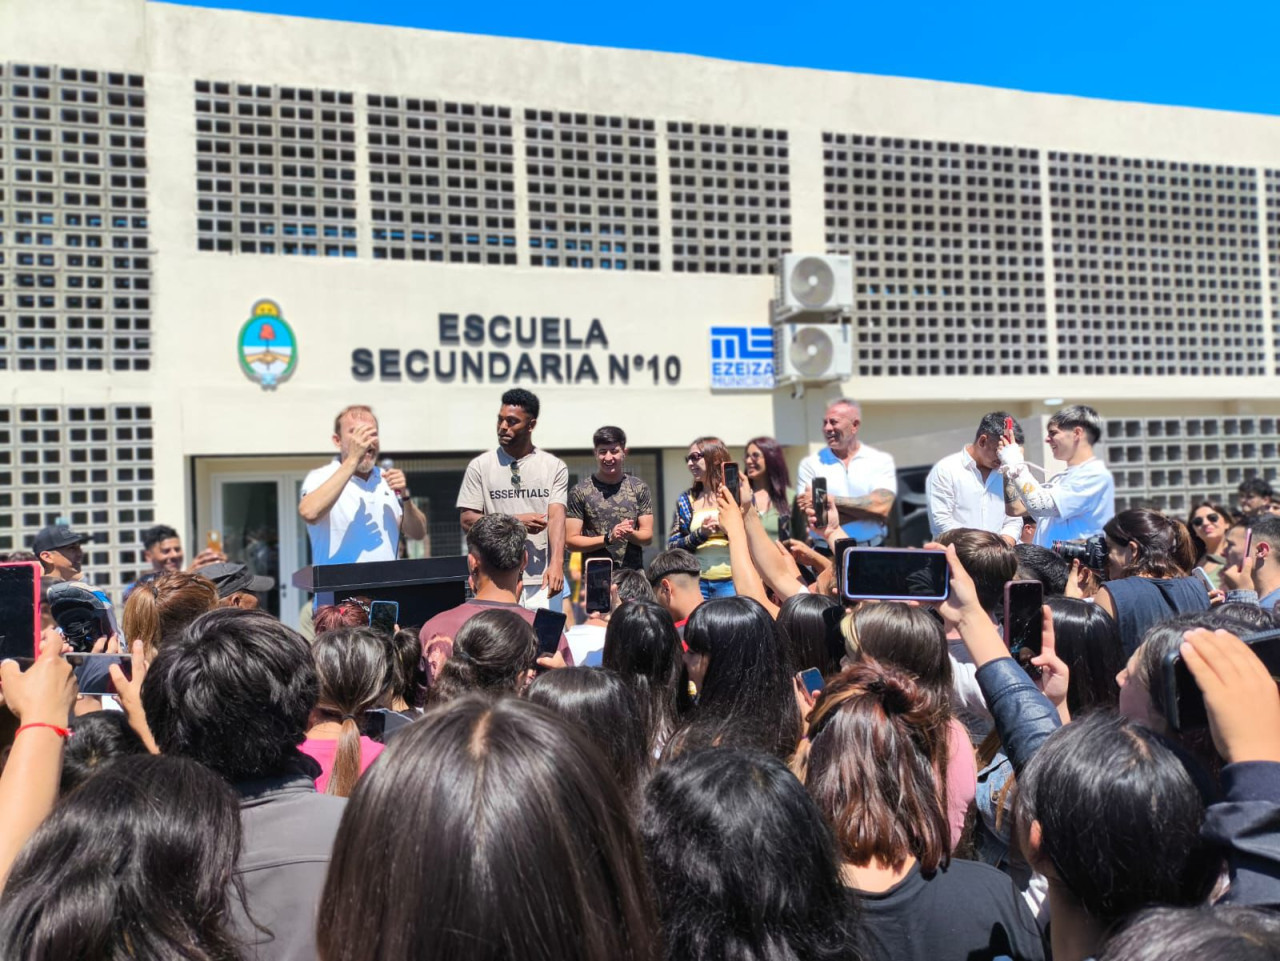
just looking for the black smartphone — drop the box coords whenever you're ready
[1164,627,1280,732]
[831,537,856,597]
[584,558,613,614]
[798,667,824,696]
[722,462,740,496]
[0,562,40,660]
[532,608,567,661]
[841,548,950,603]
[368,600,399,636]
[777,512,792,543]
[1003,580,1044,675]
[66,653,133,697]
[810,477,829,521]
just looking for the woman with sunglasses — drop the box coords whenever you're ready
[1186,502,1234,589]
[668,436,736,599]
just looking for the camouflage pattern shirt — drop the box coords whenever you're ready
[566,473,653,570]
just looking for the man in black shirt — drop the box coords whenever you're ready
[566,426,654,571]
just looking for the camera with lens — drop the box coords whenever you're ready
[1051,534,1108,573]
[46,582,119,653]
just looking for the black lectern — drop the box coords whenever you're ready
[292,556,469,628]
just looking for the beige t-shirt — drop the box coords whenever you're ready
[457,447,569,586]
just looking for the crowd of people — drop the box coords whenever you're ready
[2,388,1280,960]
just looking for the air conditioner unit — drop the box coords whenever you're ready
[773,254,854,321]
[773,322,853,385]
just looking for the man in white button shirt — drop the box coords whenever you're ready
[999,404,1115,548]
[298,405,427,564]
[926,412,1026,545]
[796,397,897,546]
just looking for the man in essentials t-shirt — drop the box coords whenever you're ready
[566,425,654,571]
[457,389,569,611]
[998,404,1116,547]
[299,405,427,564]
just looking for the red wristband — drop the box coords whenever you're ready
[16,722,70,739]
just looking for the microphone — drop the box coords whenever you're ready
[379,457,406,499]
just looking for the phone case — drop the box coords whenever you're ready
[0,561,43,659]
[840,548,950,603]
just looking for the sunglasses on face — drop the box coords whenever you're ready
[1192,513,1220,527]
[685,452,705,463]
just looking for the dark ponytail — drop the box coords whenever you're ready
[311,627,389,797]
[1104,509,1196,578]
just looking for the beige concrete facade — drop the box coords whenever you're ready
[3,0,1280,589]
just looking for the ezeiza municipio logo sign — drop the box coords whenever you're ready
[710,326,775,390]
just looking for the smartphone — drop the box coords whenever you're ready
[1003,580,1044,673]
[798,667,824,696]
[811,477,829,519]
[1164,627,1280,732]
[1191,566,1214,591]
[1004,416,1014,437]
[777,512,792,543]
[584,558,613,614]
[722,462,741,496]
[0,562,40,660]
[368,600,399,636]
[67,653,132,697]
[841,548,950,603]
[1243,528,1254,568]
[832,537,856,597]
[206,530,223,552]
[532,608,567,661]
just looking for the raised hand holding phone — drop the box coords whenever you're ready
[1179,628,1280,763]
[109,639,158,754]
[1028,605,1070,722]
[532,608,567,674]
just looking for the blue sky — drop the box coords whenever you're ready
[165,1,1280,117]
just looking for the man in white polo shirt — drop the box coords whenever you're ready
[298,405,427,564]
[458,388,569,611]
[926,412,1026,545]
[796,397,897,546]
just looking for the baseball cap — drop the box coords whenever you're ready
[31,525,92,555]
[199,561,275,598]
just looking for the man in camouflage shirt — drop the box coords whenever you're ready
[566,426,654,570]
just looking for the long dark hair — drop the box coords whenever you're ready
[528,668,651,807]
[775,592,842,678]
[1015,712,1218,926]
[803,660,951,876]
[311,627,390,797]
[1185,501,1235,562]
[1044,597,1123,715]
[745,436,791,517]
[0,755,244,961]
[675,596,801,761]
[428,608,536,706]
[837,603,953,821]
[602,600,682,755]
[642,747,862,961]
[317,696,660,961]
[1104,508,1195,578]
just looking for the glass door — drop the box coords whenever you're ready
[211,471,310,628]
